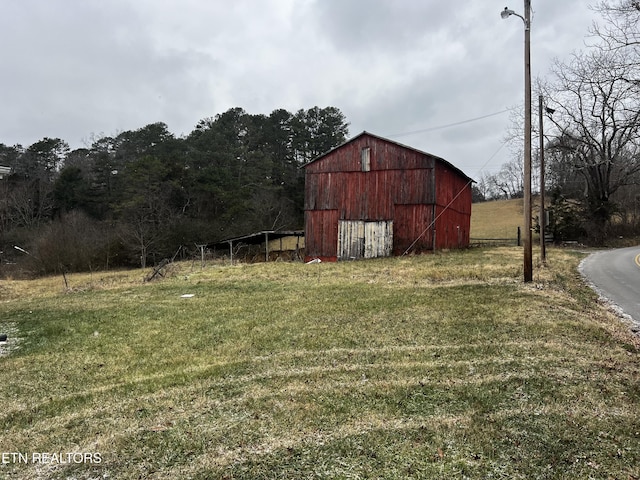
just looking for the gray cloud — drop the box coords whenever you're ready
[0,0,597,177]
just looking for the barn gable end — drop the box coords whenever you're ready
[304,132,473,262]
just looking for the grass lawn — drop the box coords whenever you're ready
[0,247,639,479]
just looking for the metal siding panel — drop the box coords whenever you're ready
[304,211,318,258]
[435,162,472,214]
[393,204,434,255]
[321,172,333,210]
[323,209,339,256]
[364,221,377,258]
[434,206,470,249]
[392,169,434,205]
[304,172,315,210]
[308,142,362,173]
[305,209,339,259]
[338,220,364,260]
[344,172,357,219]
[434,163,472,249]
[382,221,392,257]
[339,220,393,260]
[363,220,393,258]
[432,162,472,249]
[305,172,337,211]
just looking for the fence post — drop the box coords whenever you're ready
[517,226,521,247]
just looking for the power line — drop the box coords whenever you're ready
[470,139,508,180]
[387,109,510,138]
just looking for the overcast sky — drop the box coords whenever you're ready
[0,1,598,177]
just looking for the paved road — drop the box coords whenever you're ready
[580,245,640,326]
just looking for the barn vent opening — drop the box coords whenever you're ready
[361,147,371,172]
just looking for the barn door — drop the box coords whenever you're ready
[338,220,393,260]
[364,221,393,258]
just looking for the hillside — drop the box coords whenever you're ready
[470,198,523,240]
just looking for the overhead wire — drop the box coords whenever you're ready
[387,109,510,139]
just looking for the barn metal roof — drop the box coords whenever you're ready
[303,131,474,183]
[210,230,304,247]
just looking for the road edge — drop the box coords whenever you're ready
[578,251,640,336]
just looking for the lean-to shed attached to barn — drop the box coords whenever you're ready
[304,132,473,262]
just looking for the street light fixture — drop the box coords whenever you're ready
[501,7,524,22]
[501,1,533,283]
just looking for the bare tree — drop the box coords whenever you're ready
[473,174,493,201]
[591,1,640,53]
[501,104,543,197]
[542,44,640,241]
[489,158,525,199]
[7,179,53,228]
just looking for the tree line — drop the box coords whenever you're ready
[475,0,640,244]
[4,1,640,274]
[0,106,349,274]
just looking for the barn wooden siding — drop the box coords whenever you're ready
[433,161,472,249]
[304,132,472,261]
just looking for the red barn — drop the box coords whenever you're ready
[304,132,473,262]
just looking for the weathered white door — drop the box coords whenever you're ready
[363,220,393,258]
[338,220,393,260]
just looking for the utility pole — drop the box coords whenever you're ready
[538,94,546,264]
[523,0,533,282]
[501,0,533,282]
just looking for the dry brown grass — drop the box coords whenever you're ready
[471,196,554,243]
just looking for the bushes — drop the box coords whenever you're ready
[547,193,587,243]
[24,212,121,275]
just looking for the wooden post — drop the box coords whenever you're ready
[539,94,547,264]
[195,244,206,268]
[517,226,521,247]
